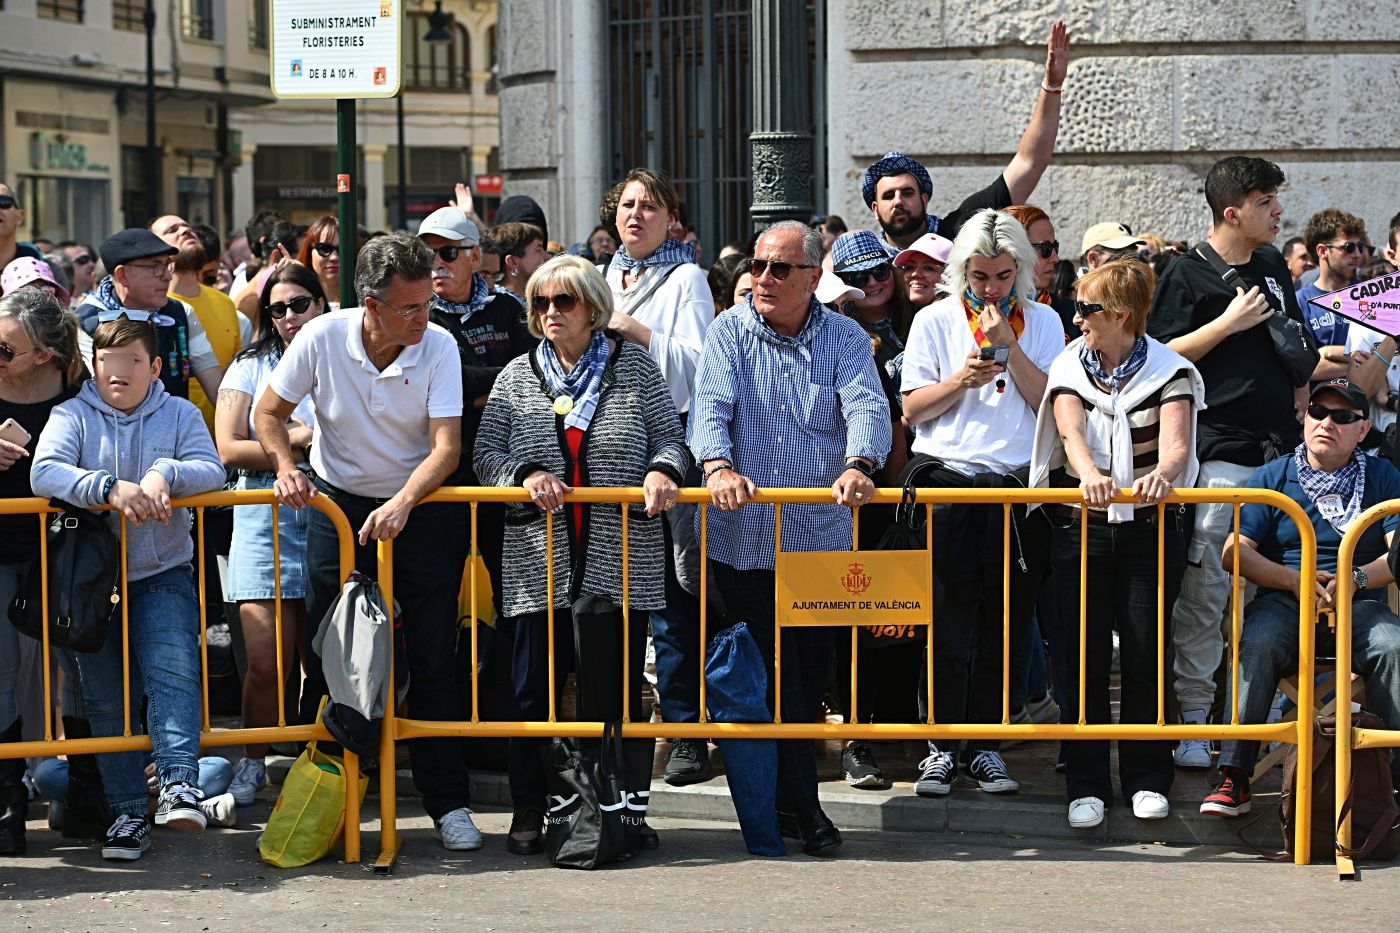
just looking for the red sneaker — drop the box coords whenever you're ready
[1199,768,1251,817]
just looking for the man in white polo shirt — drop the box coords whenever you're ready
[253,233,481,852]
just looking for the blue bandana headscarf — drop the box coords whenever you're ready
[1295,443,1366,534]
[536,331,611,432]
[429,273,494,319]
[1080,335,1150,393]
[608,239,696,276]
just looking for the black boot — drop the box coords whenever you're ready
[60,717,109,841]
[0,718,27,855]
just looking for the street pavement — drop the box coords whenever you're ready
[0,797,1396,931]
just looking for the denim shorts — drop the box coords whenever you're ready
[226,472,310,601]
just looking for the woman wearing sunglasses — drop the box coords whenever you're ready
[474,255,691,856]
[1003,204,1077,340]
[831,230,912,372]
[1029,258,1204,829]
[214,262,325,808]
[296,215,343,310]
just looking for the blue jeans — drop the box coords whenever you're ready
[71,565,204,819]
[1219,591,1400,775]
[33,756,232,802]
[650,516,702,727]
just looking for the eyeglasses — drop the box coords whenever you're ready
[1324,241,1365,255]
[530,293,580,314]
[1030,240,1060,259]
[1074,300,1106,317]
[201,273,219,287]
[0,195,16,211]
[748,258,817,281]
[1307,402,1365,425]
[72,254,93,265]
[0,342,32,363]
[373,297,430,320]
[267,295,317,319]
[835,263,894,289]
[312,242,339,258]
[125,260,173,276]
[432,245,463,263]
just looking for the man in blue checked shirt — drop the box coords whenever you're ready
[689,219,892,857]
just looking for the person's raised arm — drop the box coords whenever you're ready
[1002,21,1068,204]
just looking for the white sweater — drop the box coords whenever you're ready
[607,262,712,415]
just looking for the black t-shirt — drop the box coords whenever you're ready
[0,376,81,564]
[1146,246,1304,465]
[934,174,1012,242]
[431,292,537,484]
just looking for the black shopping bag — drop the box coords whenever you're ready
[542,720,648,869]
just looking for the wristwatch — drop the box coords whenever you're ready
[1353,567,1370,592]
[844,458,877,479]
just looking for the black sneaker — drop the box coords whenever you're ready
[1200,768,1251,817]
[101,814,151,861]
[914,749,956,797]
[663,739,713,786]
[963,749,1020,793]
[154,781,207,831]
[841,741,889,789]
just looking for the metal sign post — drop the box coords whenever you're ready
[269,1,402,308]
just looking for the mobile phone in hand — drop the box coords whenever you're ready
[979,344,1010,366]
[0,418,31,448]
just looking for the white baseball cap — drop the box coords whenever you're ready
[815,267,865,306]
[418,206,480,247]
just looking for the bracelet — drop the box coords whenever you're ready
[1041,81,1063,94]
[101,475,116,502]
[704,461,734,480]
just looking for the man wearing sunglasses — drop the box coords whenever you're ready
[1200,378,1400,818]
[417,205,535,616]
[74,228,224,405]
[1296,208,1370,382]
[58,241,99,306]
[1147,156,1315,770]
[0,183,44,273]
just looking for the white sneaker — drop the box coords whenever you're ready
[1068,796,1105,829]
[1174,710,1212,770]
[229,757,267,808]
[435,807,484,851]
[199,792,238,828]
[1131,790,1170,820]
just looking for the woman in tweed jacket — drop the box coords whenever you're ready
[474,254,691,855]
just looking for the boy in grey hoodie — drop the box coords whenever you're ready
[31,315,225,861]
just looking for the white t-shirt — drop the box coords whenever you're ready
[901,295,1064,474]
[607,262,711,414]
[220,353,316,442]
[1346,326,1399,432]
[268,308,464,497]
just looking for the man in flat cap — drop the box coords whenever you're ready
[75,228,224,401]
[863,22,1069,257]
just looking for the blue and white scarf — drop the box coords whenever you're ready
[1080,335,1149,393]
[608,239,696,276]
[537,331,610,432]
[1295,443,1367,535]
[93,276,176,326]
[429,273,494,320]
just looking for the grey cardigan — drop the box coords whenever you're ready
[473,338,692,616]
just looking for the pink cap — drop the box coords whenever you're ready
[893,232,953,267]
[0,256,70,306]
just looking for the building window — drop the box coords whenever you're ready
[406,13,470,92]
[182,0,215,40]
[249,0,269,49]
[113,0,144,31]
[37,0,84,23]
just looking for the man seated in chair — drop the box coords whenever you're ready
[1200,378,1400,818]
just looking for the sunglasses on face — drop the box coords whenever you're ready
[72,254,93,265]
[0,196,16,210]
[1307,402,1365,425]
[432,245,463,263]
[1031,240,1060,260]
[0,342,32,363]
[267,295,317,319]
[748,258,817,281]
[312,242,339,258]
[1074,300,1105,316]
[530,293,580,314]
[1324,241,1365,255]
[835,263,894,289]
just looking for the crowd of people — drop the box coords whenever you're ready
[3,19,1400,865]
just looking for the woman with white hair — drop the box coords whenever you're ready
[898,208,1064,801]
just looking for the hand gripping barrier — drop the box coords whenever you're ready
[369,484,1319,871]
[0,491,363,863]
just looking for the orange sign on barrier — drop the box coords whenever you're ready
[775,550,930,628]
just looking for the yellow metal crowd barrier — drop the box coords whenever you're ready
[1333,500,1400,880]
[0,492,363,863]
[372,485,1320,870]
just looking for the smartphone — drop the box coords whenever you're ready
[0,418,31,448]
[979,344,1010,366]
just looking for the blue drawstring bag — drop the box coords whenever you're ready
[705,622,785,857]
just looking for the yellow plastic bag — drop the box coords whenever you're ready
[259,709,369,868]
[456,551,495,626]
